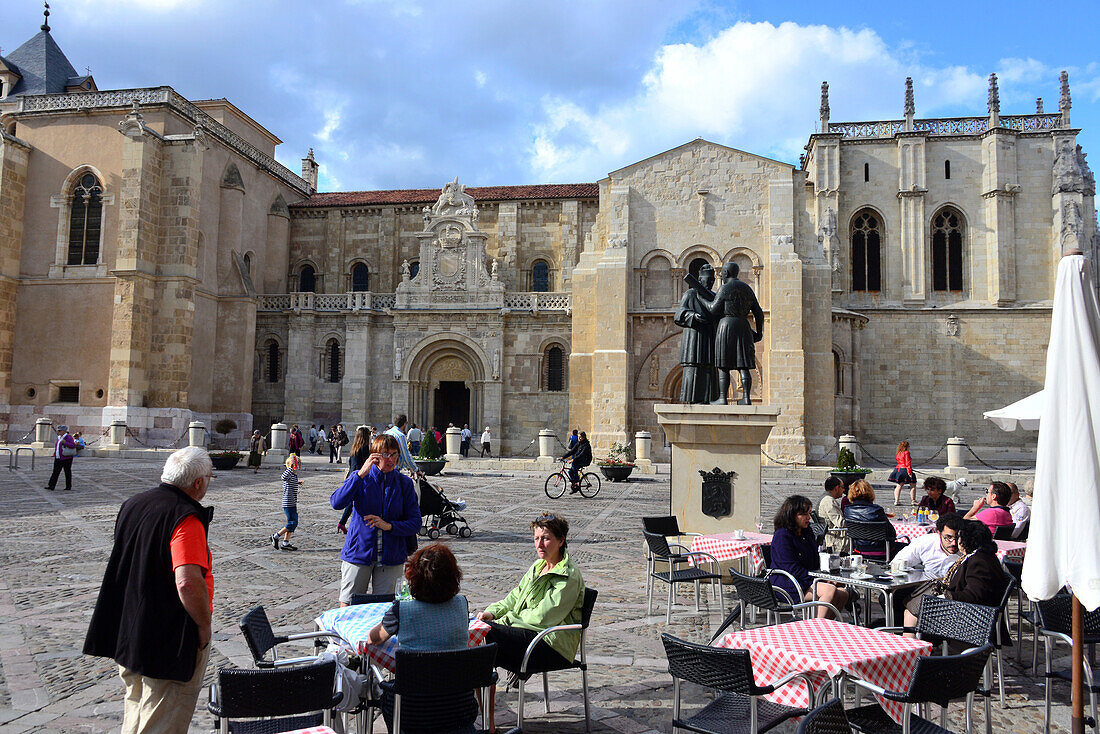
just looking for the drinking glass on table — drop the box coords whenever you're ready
[755,515,765,533]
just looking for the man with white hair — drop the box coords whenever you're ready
[83,446,215,733]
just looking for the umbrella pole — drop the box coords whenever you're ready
[1073,593,1086,734]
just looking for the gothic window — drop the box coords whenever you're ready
[931,207,964,292]
[409,261,420,279]
[863,163,870,182]
[643,255,674,307]
[532,260,550,292]
[67,173,103,265]
[265,341,280,383]
[546,346,565,391]
[351,263,369,292]
[944,160,951,180]
[833,350,844,395]
[323,338,342,383]
[850,210,882,292]
[299,264,316,292]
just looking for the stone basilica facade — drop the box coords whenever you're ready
[1,22,1095,461]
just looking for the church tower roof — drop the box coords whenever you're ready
[2,6,89,98]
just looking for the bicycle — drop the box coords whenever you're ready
[544,460,601,499]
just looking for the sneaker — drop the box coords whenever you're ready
[270,533,279,549]
[280,543,297,551]
[337,523,348,534]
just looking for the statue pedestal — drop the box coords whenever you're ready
[654,404,779,535]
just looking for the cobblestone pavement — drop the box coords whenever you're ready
[0,454,1070,732]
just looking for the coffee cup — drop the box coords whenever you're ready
[819,552,831,570]
[733,529,746,540]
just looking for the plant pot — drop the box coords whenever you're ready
[599,464,635,482]
[830,471,871,488]
[210,453,241,471]
[416,459,446,476]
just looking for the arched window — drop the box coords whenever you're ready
[850,210,881,292]
[265,341,280,383]
[931,207,964,292]
[324,338,342,383]
[532,260,550,292]
[643,256,674,307]
[409,261,420,280]
[299,265,316,293]
[351,263,369,292]
[546,346,565,391]
[243,253,252,275]
[833,349,844,395]
[68,172,103,265]
[687,257,711,280]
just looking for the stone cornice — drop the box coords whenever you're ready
[0,129,31,151]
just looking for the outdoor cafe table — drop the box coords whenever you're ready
[890,518,937,542]
[315,602,491,672]
[810,563,930,627]
[690,531,773,574]
[716,618,931,724]
[996,539,1026,561]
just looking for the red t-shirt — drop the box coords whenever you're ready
[170,515,213,612]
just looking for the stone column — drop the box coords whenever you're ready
[0,136,30,440]
[634,430,652,470]
[896,134,928,303]
[189,421,207,447]
[839,434,860,463]
[981,127,1019,304]
[537,428,556,466]
[342,314,371,424]
[32,417,53,448]
[108,420,127,448]
[268,423,289,462]
[944,436,969,476]
[444,426,462,462]
[284,314,317,425]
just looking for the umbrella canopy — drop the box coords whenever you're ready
[983,390,1044,432]
[1022,254,1100,611]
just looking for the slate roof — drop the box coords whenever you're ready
[293,183,599,209]
[3,29,80,97]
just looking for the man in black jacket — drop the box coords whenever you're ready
[561,431,592,493]
[84,446,215,732]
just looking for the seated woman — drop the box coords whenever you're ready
[770,495,849,618]
[367,543,468,650]
[476,513,584,733]
[902,520,1009,629]
[842,479,898,560]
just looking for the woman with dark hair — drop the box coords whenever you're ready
[337,427,373,534]
[331,434,421,606]
[477,512,584,732]
[366,543,467,650]
[843,479,898,560]
[902,520,1007,628]
[770,495,849,618]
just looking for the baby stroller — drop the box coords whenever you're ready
[418,477,471,539]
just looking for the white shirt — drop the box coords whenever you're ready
[407,427,422,442]
[892,532,960,578]
[481,430,491,443]
[1009,499,1031,538]
[461,428,471,440]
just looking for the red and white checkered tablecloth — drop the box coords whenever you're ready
[278,727,337,734]
[890,519,937,542]
[996,539,1026,561]
[690,531,773,573]
[716,618,931,723]
[315,602,491,672]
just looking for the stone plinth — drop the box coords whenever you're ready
[444,426,463,462]
[634,431,652,469]
[189,421,207,448]
[108,420,127,448]
[944,436,969,476]
[536,428,556,466]
[267,423,289,462]
[654,404,779,535]
[32,417,52,448]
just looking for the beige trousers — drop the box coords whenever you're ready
[119,643,210,733]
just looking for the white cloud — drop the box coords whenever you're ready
[316,106,344,143]
[474,70,487,88]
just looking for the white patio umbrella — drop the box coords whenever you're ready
[982,390,1044,432]
[1021,253,1100,734]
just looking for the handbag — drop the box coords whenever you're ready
[61,444,78,457]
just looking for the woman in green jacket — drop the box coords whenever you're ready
[476,512,584,732]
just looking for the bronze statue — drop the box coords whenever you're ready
[673,264,718,403]
[686,261,764,405]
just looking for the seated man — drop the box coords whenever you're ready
[817,476,847,553]
[890,513,963,620]
[964,481,1014,534]
[917,476,956,516]
[1007,482,1031,539]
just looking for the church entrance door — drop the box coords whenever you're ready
[433,381,470,430]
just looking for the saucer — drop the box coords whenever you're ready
[849,572,873,579]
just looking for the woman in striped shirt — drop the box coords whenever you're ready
[272,455,303,551]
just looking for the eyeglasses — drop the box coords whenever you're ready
[378,452,399,459]
[534,513,557,522]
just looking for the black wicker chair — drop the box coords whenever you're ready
[1002,559,1040,672]
[349,593,396,606]
[378,643,497,734]
[661,633,811,733]
[1035,595,1100,733]
[989,577,1018,708]
[208,658,342,734]
[798,698,852,734]
[642,516,702,603]
[710,569,845,642]
[845,644,993,734]
[993,525,1015,540]
[844,520,894,561]
[504,587,598,732]
[643,530,722,623]
[239,605,338,668]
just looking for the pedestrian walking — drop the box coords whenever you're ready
[83,446,215,733]
[317,425,328,455]
[247,430,265,473]
[334,424,349,463]
[481,426,492,457]
[46,424,78,491]
[273,455,302,551]
[407,423,422,456]
[288,424,304,456]
[460,423,471,457]
[308,424,318,454]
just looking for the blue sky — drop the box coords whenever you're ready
[5,1,1099,193]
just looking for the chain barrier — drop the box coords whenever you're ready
[516,437,539,456]
[123,425,192,450]
[80,428,111,447]
[962,443,1018,473]
[853,441,895,467]
[760,438,838,467]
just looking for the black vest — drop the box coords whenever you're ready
[83,483,213,681]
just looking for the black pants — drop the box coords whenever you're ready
[329,443,337,462]
[47,458,73,490]
[485,621,570,677]
[460,439,469,457]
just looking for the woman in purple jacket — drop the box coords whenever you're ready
[331,434,421,606]
[770,494,849,618]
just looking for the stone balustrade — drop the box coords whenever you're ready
[257,291,570,313]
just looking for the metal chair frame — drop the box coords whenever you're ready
[383,644,498,734]
[844,519,894,560]
[643,530,722,623]
[797,697,853,734]
[1035,595,1100,733]
[641,516,702,607]
[711,568,845,642]
[208,659,342,734]
[239,604,343,668]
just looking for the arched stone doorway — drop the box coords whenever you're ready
[404,338,490,434]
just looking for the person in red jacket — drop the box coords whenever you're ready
[890,440,916,506]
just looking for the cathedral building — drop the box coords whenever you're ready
[1,20,1093,461]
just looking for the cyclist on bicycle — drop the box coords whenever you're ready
[560,431,592,493]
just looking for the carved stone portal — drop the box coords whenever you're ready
[700,466,737,518]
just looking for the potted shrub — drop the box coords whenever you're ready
[830,447,872,488]
[209,418,241,470]
[596,442,636,482]
[415,430,446,476]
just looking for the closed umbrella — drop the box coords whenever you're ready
[983,390,1044,432]
[1021,253,1100,734]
